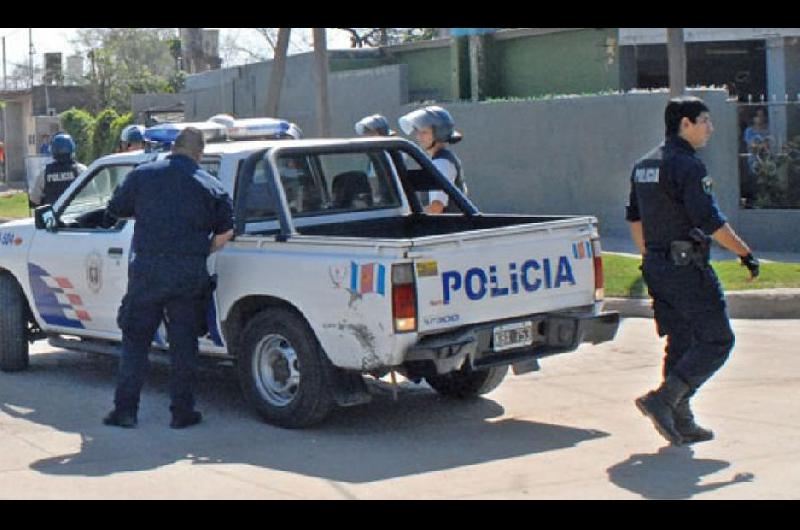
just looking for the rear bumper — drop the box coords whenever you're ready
[404,308,620,374]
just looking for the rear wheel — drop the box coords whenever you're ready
[425,364,508,399]
[0,274,30,372]
[237,308,335,428]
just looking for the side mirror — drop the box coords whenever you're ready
[34,205,58,233]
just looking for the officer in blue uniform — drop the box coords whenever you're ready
[626,96,760,445]
[119,124,146,152]
[29,133,87,207]
[398,105,467,214]
[103,127,234,429]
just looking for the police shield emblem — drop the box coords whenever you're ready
[702,176,714,195]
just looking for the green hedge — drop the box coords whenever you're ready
[58,108,135,165]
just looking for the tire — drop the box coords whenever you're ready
[0,274,30,372]
[425,363,508,399]
[237,308,335,428]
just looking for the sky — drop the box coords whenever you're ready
[0,28,354,75]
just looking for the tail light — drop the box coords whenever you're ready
[591,238,604,301]
[392,263,417,332]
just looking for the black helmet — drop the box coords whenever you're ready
[355,114,395,136]
[398,105,462,144]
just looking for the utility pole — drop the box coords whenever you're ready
[28,28,34,89]
[667,28,687,97]
[265,28,291,117]
[2,36,7,91]
[312,28,331,137]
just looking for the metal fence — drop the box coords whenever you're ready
[738,100,800,210]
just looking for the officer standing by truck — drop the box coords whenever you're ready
[355,114,396,137]
[103,127,234,429]
[626,96,760,445]
[29,133,86,207]
[398,106,467,214]
[119,124,146,152]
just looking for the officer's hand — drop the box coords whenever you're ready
[740,253,760,279]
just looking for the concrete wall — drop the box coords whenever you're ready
[31,86,92,116]
[3,99,31,183]
[181,63,797,252]
[184,59,408,138]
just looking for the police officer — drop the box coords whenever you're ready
[29,133,86,207]
[355,114,396,137]
[103,127,234,429]
[626,96,760,445]
[398,105,467,214]
[119,124,146,152]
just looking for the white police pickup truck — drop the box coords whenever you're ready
[0,118,619,427]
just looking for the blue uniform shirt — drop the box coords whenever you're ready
[626,136,727,250]
[108,154,234,257]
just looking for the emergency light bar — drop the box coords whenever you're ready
[144,121,227,145]
[144,116,302,151]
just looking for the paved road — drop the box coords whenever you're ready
[1,318,797,499]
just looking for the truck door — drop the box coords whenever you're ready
[27,164,136,337]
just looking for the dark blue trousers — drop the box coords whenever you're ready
[642,254,735,390]
[113,255,209,415]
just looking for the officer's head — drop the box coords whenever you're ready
[355,114,395,137]
[399,106,462,151]
[120,124,146,152]
[51,133,76,162]
[665,97,713,148]
[172,127,205,162]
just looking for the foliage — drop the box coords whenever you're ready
[71,28,180,113]
[59,108,95,164]
[91,108,122,160]
[337,28,439,48]
[747,135,800,209]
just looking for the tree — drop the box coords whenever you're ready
[219,28,313,66]
[337,28,439,48]
[71,28,181,113]
[59,108,95,164]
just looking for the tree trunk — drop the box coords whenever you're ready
[265,28,291,117]
[667,28,686,98]
[312,28,331,138]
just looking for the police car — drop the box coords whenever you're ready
[0,116,619,428]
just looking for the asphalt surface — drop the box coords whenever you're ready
[1,318,797,499]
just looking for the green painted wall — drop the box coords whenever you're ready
[491,29,621,98]
[390,46,453,101]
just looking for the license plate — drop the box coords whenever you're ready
[493,321,534,352]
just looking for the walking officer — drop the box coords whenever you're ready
[29,133,87,207]
[626,96,760,445]
[398,105,467,214]
[103,127,234,429]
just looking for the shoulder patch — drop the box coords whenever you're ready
[702,176,714,195]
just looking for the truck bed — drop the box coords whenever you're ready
[295,214,578,239]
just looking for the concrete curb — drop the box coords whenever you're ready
[605,288,800,319]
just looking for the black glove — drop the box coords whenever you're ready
[740,253,760,278]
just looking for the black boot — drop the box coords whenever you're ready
[170,409,202,429]
[635,375,690,445]
[674,398,714,444]
[103,409,138,428]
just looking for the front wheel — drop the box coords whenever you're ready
[425,364,508,399]
[0,274,30,372]
[237,308,335,428]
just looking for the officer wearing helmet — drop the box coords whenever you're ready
[120,125,146,152]
[355,114,396,137]
[398,105,467,214]
[29,133,87,207]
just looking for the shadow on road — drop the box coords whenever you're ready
[607,445,755,499]
[1,351,609,484]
